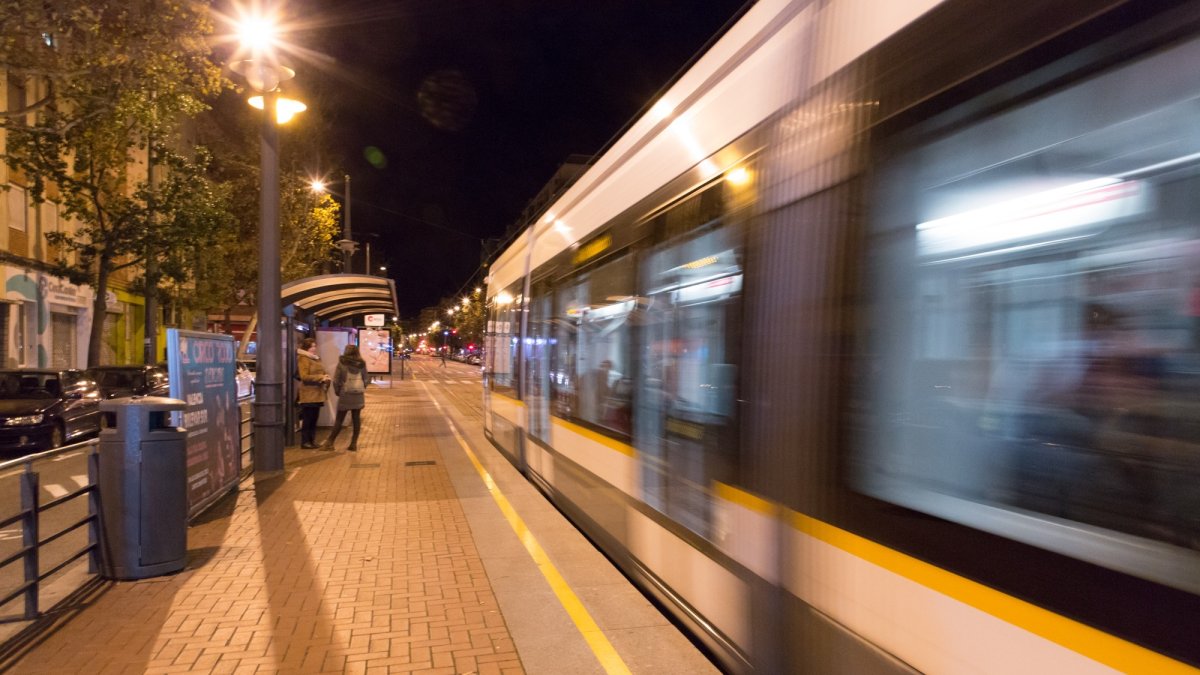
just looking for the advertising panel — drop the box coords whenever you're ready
[360,329,392,374]
[315,327,355,426]
[167,329,240,515]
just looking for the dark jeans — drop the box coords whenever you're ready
[299,404,321,445]
[327,408,362,447]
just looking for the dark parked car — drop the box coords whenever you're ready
[87,365,170,427]
[88,365,170,400]
[0,369,102,453]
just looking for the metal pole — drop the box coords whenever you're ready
[283,319,297,447]
[20,469,39,619]
[342,174,352,272]
[365,241,371,276]
[255,90,285,473]
[145,128,158,365]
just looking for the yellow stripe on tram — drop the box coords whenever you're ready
[423,383,632,675]
[785,505,1199,674]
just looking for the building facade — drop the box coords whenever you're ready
[3,72,146,369]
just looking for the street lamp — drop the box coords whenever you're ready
[249,95,307,123]
[230,13,302,474]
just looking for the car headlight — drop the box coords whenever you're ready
[5,414,44,426]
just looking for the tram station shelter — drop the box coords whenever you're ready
[281,274,400,325]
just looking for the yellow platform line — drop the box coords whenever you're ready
[423,383,632,675]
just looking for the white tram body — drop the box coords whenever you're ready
[484,0,1200,672]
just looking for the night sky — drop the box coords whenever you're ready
[278,0,749,317]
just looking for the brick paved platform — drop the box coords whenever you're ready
[3,367,716,675]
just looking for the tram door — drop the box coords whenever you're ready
[636,227,742,538]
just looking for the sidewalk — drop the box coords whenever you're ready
[4,373,715,674]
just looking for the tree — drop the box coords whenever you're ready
[281,185,339,281]
[457,287,486,348]
[1,0,225,366]
[187,89,342,325]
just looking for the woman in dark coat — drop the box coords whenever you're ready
[321,344,369,451]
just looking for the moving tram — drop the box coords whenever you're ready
[483,0,1200,671]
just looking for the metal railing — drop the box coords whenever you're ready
[239,396,255,477]
[0,440,100,622]
[0,398,256,626]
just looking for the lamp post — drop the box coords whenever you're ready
[335,174,355,272]
[231,18,300,474]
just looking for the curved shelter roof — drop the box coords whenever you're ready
[281,274,399,323]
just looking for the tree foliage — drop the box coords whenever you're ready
[3,1,347,360]
[455,287,486,348]
[1,0,226,365]
[187,91,342,318]
[282,189,339,281]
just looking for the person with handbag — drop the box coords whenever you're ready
[296,337,331,449]
[321,344,369,452]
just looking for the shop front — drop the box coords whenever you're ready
[2,266,94,369]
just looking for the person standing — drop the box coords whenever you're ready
[322,344,369,452]
[296,337,330,449]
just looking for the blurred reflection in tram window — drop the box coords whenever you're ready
[551,254,634,435]
[854,36,1200,554]
[635,191,744,539]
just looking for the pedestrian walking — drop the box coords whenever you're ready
[321,344,369,452]
[439,350,447,367]
[296,337,330,449]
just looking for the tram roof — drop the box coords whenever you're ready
[280,274,399,323]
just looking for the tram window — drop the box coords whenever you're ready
[636,224,742,539]
[854,35,1200,568]
[525,282,552,441]
[488,282,521,397]
[550,253,634,436]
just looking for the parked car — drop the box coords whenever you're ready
[0,369,102,453]
[87,365,170,427]
[236,360,255,399]
[88,364,170,400]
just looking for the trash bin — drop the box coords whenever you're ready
[97,396,188,580]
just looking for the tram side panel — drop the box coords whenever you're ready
[486,0,1200,672]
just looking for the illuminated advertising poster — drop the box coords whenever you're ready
[360,329,392,373]
[167,329,240,515]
